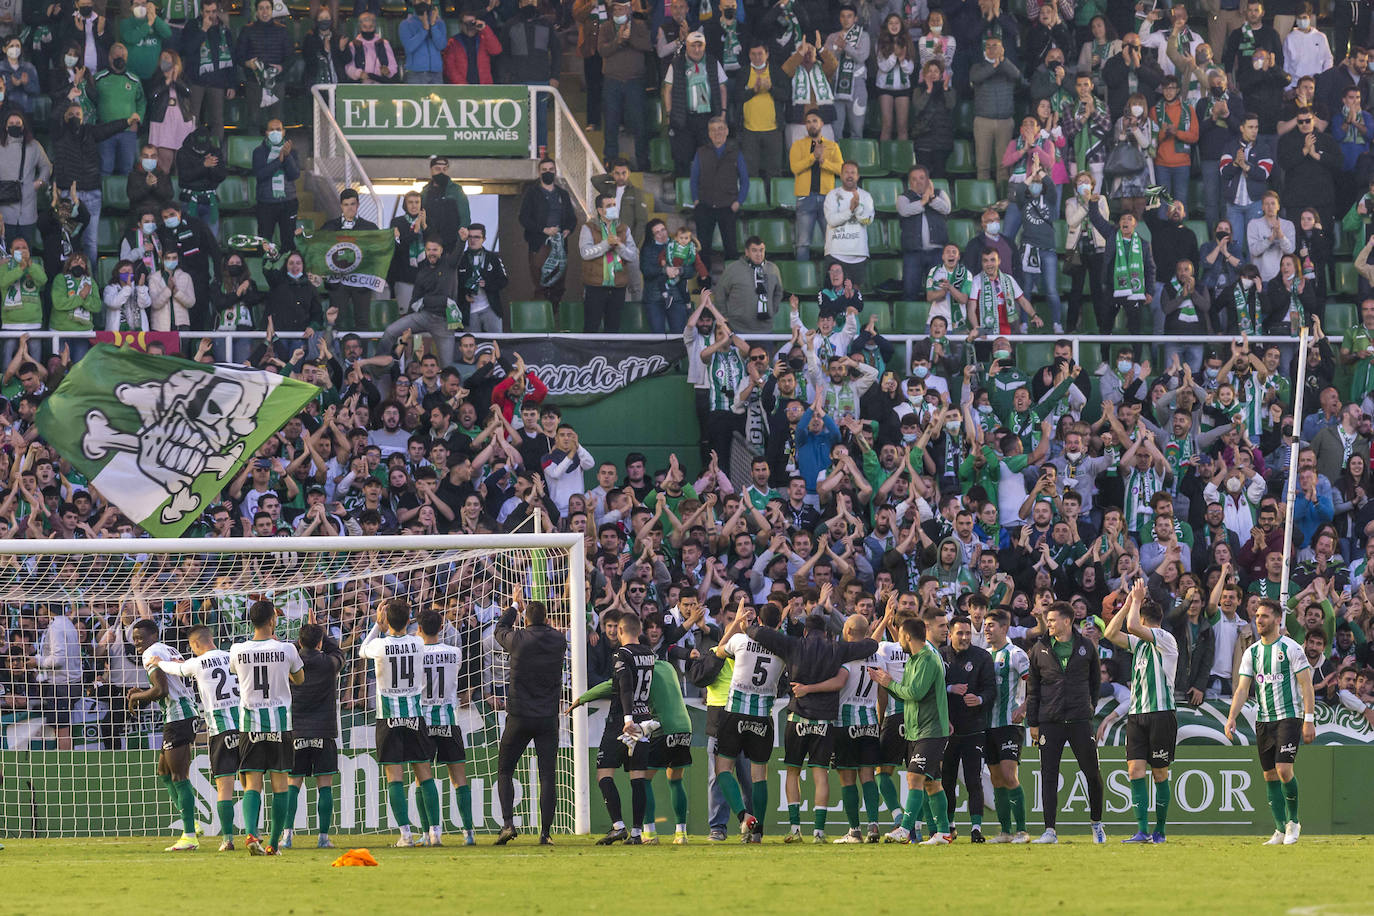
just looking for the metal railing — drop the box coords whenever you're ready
[309,85,385,227]
[537,86,600,221]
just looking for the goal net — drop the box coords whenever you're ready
[0,534,589,839]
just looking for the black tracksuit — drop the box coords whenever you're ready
[940,644,996,828]
[493,606,566,834]
[1027,631,1105,829]
[290,635,344,739]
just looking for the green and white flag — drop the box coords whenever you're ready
[36,344,316,538]
[301,229,395,292]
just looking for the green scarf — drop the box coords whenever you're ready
[1113,232,1145,298]
[403,212,423,267]
[1168,276,1199,322]
[976,271,1015,331]
[465,249,486,295]
[685,60,712,113]
[1233,281,1259,334]
[778,4,802,48]
[667,238,696,270]
[833,23,861,98]
[791,61,834,106]
[266,141,286,198]
[197,26,234,78]
[598,219,623,286]
[1154,97,1191,151]
[721,21,741,69]
[1072,99,1100,171]
[1286,276,1305,327]
[1239,23,1256,56]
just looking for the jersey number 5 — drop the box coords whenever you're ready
[751,656,770,687]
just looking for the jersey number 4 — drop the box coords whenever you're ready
[251,665,270,699]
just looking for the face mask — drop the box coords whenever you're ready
[360,29,376,39]
[79,6,94,17]
[5,125,20,139]
[141,220,156,234]
[1297,16,1310,28]
[752,60,766,69]
[164,216,180,229]
[913,365,929,378]
[603,204,619,220]
[986,220,1001,237]
[267,129,283,144]
[70,265,86,277]
[118,271,131,282]
[1242,277,1255,291]
[993,349,1010,361]
[1065,450,1083,462]
[159,59,173,73]
[1205,366,1219,379]
[1117,359,1133,373]
[1253,57,1265,70]
[110,56,127,72]
[1028,182,1043,196]
[1078,184,1092,197]
[945,421,961,433]
[977,404,994,416]
[722,7,735,17]
[163,259,179,272]
[318,18,332,29]
[5,47,19,61]
[613,13,627,22]
[929,24,942,34]
[132,3,147,16]
[141,157,157,171]
[1211,86,1224,98]
[1226,477,1242,493]
[64,55,78,68]
[287,269,303,280]
[1130,104,1144,117]
[902,431,919,443]
[541,172,556,185]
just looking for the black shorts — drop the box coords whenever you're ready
[782,717,834,769]
[290,736,340,777]
[162,717,197,751]
[208,731,242,777]
[1256,718,1303,771]
[984,725,1025,764]
[1125,711,1179,768]
[240,730,294,773]
[832,722,881,769]
[715,711,775,764]
[427,724,467,765]
[879,716,907,766]
[597,721,650,771]
[376,718,433,765]
[41,683,80,727]
[647,732,693,770]
[906,737,947,779]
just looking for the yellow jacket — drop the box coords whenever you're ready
[789,135,843,198]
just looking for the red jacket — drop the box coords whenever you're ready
[442,29,503,84]
[492,370,548,421]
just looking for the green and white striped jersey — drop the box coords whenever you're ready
[878,641,908,716]
[359,626,424,719]
[157,648,239,736]
[837,650,881,726]
[141,643,197,726]
[720,632,783,717]
[1239,636,1310,722]
[421,643,462,727]
[989,641,1029,728]
[229,638,304,733]
[1126,628,1178,715]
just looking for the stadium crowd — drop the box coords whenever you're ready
[0,0,1373,833]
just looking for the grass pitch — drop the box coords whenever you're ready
[1,833,1369,915]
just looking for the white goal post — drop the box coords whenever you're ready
[0,534,590,838]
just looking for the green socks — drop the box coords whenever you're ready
[216,799,236,840]
[718,770,745,815]
[419,779,441,831]
[1154,778,1171,836]
[841,783,861,830]
[813,807,827,833]
[751,781,768,825]
[243,789,262,837]
[175,780,196,836]
[1266,779,1287,831]
[268,793,288,848]
[1131,776,1151,834]
[877,773,902,820]
[318,785,334,835]
[285,784,301,835]
[900,788,923,832]
[787,803,801,828]
[927,790,950,834]
[861,780,881,825]
[993,786,1010,833]
[1283,777,1299,824]
[919,793,933,829]
[643,780,657,830]
[1009,786,1026,833]
[668,777,688,827]
[388,781,411,828]
[456,784,473,832]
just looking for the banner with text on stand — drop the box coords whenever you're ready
[333,85,533,158]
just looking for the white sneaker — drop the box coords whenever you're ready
[987,832,1014,844]
[883,826,910,844]
[919,832,951,846]
[1011,831,1031,844]
[1091,822,1106,844]
[164,834,198,852]
[394,834,417,848]
[1053,322,1065,334]
[833,829,864,844]
[1283,822,1301,845]
[1032,829,1058,844]
[1263,830,1286,846]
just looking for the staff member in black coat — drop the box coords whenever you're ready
[286,621,345,850]
[940,617,995,842]
[493,591,566,846]
[1026,601,1106,845]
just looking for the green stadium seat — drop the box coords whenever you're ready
[220,214,258,242]
[838,138,882,177]
[892,299,929,331]
[97,215,124,253]
[740,179,770,212]
[31,94,50,125]
[1335,261,1361,296]
[97,255,118,285]
[227,134,262,172]
[218,176,255,211]
[1054,220,1069,251]
[771,177,798,211]
[649,136,674,174]
[775,260,820,297]
[953,99,975,137]
[1325,301,1355,330]
[750,217,793,252]
[879,141,916,176]
[953,179,997,215]
[1332,223,1356,257]
[559,301,584,332]
[618,304,648,332]
[772,299,819,332]
[367,299,399,332]
[509,300,555,333]
[945,139,975,176]
[866,258,903,290]
[646,99,664,132]
[1017,341,1056,369]
[101,175,129,213]
[867,178,902,213]
[675,177,692,208]
[1185,220,1209,248]
[930,178,950,199]
[947,218,978,248]
[866,220,894,256]
[866,301,894,332]
[246,256,267,287]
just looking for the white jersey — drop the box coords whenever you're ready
[359,626,425,719]
[141,642,197,725]
[988,641,1030,729]
[837,648,881,726]
[158,648,239,736]
[878,640,909,715]
[229,638,304,733]
[421,642,462,727]
[719,631,784,717]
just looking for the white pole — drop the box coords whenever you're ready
[567,536,590,834]
[1279,328,1311,609]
